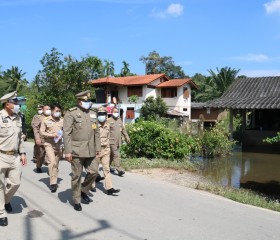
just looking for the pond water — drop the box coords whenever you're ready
[196,147,280,199]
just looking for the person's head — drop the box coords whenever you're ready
[43,105,51,116]
[0,91,20,115]
[37,104,44,115]
[76,90,92,110]
[50,104,62,119]
[111,107,119,119]
[97,106,107,123]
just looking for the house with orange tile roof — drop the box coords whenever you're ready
[89,74,198,122]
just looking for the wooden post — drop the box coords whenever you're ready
[241,109,246,132]
[229,109,233,140]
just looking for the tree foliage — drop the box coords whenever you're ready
[140,96,168,120]
[140,50,186,79]
[192,67,240,102]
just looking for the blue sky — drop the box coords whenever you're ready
[1,0,280,81]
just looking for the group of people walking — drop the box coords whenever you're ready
[0,90,130,227]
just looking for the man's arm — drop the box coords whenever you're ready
[32,115,42,144]
[63,111,74,161]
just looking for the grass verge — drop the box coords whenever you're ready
[123,157,280,212]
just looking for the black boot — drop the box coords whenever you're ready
[81,192,93,204]
[0,217,8,226]
[5,203,12,213]
[95,174,104,183]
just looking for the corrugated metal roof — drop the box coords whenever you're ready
[205,76,280,109]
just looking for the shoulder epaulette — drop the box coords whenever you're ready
[69,107,77,112]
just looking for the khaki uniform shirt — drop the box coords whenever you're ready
[99,122,110,157]
[0,109,25,154]
[63,106,101,158]
[31,114,45,143]
[107,117,130,147]
[40,116,64,147]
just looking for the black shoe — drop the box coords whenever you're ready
[110,167,115,173]
[95,174,104,183]
[118,171,125,177]
[81,192,93,204]
[107,188,120,195]
[50,184,58,193]
[36,167,42,173]
[90,187,96,192]
[74,204,82,211]
[5,203,12,213]
[0,217,8,226]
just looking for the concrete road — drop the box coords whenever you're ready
[1,142,280,240]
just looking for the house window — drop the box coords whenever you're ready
[183,108,188,112]
[127,86,143,97]
[126,107,135,119]
[183,87,189,98]
[161,88,177,98]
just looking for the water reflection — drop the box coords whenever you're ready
[196,149,280,198]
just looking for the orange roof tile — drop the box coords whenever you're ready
[157,78,198,89]
[89,74,168,86]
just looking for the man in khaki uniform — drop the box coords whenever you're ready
[108,107,130,176]
[63,90,101,211]
[92,107,120,195]
[31,104,51,173]
[31,104,43,162]
[40,104,63,193]
[0,91,27,227]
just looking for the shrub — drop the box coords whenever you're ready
[200,122,235,158]
[121,120,199,160]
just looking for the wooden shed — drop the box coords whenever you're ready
[205,76,280,153]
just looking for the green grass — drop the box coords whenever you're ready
[123,157,280,212]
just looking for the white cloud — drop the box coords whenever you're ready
[240,69,280,77]
[152,3,184,18]
[233,54,270,62]
[264,0,280,14]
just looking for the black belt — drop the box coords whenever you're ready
[0,150,17,155]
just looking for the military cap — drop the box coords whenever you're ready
[37,104,44,109]
[75,90,91,101]
[98,106,107,113]
[0,91,18,104]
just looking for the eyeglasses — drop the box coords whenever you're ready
[98,112,107,116]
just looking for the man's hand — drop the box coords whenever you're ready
[96,151,101,158]
[127,139,131,144]
[65,153,72,162]
[20,153,27,166]
[35,139,41,145]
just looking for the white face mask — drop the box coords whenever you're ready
[44,110,51,116]
[81,101,91,110]
[12,105,20,114]
[98,115,106,123]
[53,112,61,118]
[112,113,119,118]
[38,110,43,115]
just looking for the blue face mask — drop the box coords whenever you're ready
[98,115,106,123]
[81,101,91,110]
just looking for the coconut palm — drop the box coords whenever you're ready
[120,61,130,76]
[3,66,28,93]
[208,67,240,98]
[104,60,114,77]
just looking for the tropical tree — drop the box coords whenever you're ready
[2,66,28,93]
[208,67,240,98]
[82,55,104,79]
[103,59,114,77]
[140,96,168,120]
[120,61,130,76]
[139,50,186,79]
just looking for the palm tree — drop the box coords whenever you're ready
[120,61,130,76]
[103,60,114,77]
[208,67,240,98]
[3,66,28,92]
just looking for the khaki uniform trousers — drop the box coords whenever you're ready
[0,154,21,218]
[71,157,99,204]
[93,147,113,190]
[110,145,124,172]
[45,143,62,185]
[35,144,46,168]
